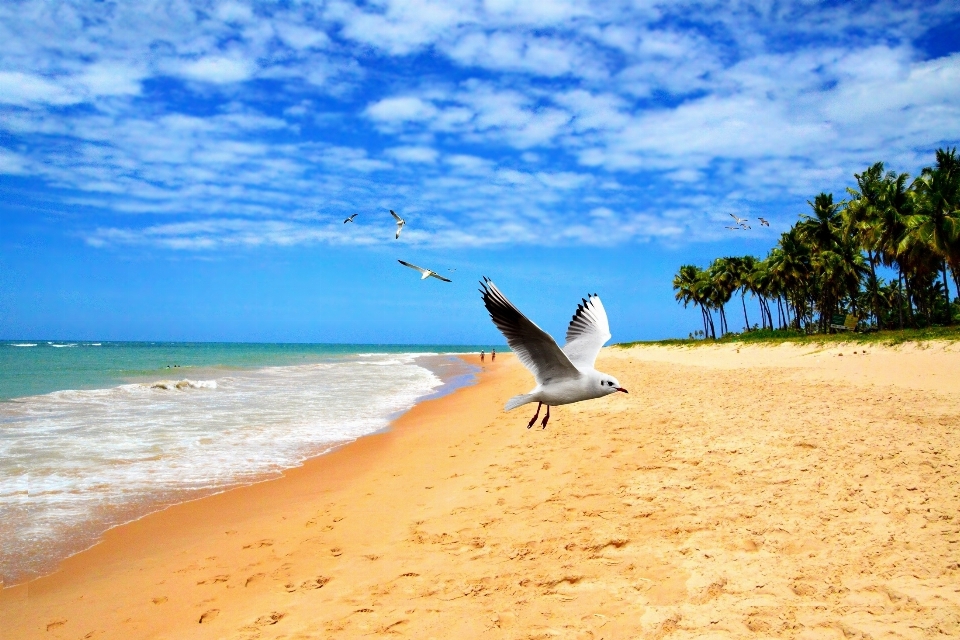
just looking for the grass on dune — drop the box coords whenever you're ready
[617,325,960,348]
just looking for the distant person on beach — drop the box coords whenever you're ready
[480,350,485,362]
[492,348,496,361]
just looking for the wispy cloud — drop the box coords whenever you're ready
[1,0,958,252]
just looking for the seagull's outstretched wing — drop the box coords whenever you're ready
[390,210,403,222]
[562,294,612,369]
[398,260,429,276]
[480,278,579,385]
[429,272,452,283]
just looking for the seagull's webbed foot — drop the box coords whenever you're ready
[527,403,542,429]
[540,405,551,429]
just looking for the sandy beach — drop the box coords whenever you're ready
[3,344,960,639]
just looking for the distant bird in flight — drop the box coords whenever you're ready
[758,217,770,227]
[739,223,752,230]
[479,278,627,430]
[725,226,741,230]
[729,213,749,226]
[398,260,452,282]
[390,210,405,239]
[343,214,359,224]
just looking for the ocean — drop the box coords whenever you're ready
[0,341,495,586]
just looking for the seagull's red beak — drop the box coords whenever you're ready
[616,387,628,393]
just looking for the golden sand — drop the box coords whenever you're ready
[3,345,959,638]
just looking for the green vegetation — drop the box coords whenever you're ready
[618,325,960,348]
[672,148,960,340]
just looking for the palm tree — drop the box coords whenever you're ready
[873,170,913,328]
[907,147,960,324]
[673,265,710,338]
[845,162,888,327]
[708,257,738,335]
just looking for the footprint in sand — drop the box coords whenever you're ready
[197,575,230,585]
[46,620,66,631]
[198,609,219,624]
[151,596,168,604]
[245,573,266,587]
[254,612,286,626]
[284,576,330,592]
[242,539,274,549]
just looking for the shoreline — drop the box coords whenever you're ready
[5,345,959,638]
[1,352,480,587]
[1,353,520,637]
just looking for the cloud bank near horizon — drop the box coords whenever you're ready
[1,0,959,250]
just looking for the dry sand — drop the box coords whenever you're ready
[3,344,960,639]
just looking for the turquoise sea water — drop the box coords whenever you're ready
[0,341,501,401]
[0,341,501,585]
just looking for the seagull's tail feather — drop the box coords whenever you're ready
[505,393,536,411]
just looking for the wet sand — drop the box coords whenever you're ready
[3,345,959,638]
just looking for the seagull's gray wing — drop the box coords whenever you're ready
[479,278,580,385]
[428,272,452,283]
[562,294,612,370]
[398,260,429,276]
[390,210,403,222]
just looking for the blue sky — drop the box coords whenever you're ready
[1,0,959,343]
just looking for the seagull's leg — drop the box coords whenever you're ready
[526,403,542,429]
[540,405,551,429]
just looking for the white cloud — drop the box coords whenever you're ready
[274,22,330,50]
[365,96,439,123]
[178,56,255,84]
[0,71,79,106]
[0,148,28,174]
[386,145,439,163]
[1,0,959,253]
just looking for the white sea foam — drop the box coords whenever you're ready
[146,379,218,390]
[49,343,78,348]
[10,343,38,347]
[0,353,442,584]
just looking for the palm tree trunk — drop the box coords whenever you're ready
[897,268,904,330]
[868,250,881,329]
[943,260,952,325]
[741,293,749,331]
[700,306,709,339]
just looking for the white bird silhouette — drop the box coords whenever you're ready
[398,260,452,282]
[343,213,359,223]
[479,278,627,429]
[729,213,749,225]
[390,210,405,239]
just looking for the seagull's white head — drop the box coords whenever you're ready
[596,373,628,395]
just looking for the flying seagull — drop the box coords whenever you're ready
[398,260,452,282]
[725,226,741,230]
[729,213,749,226]
[343,213,359,224]
[758,217,770,227]
[479,278,627,429]
[390,210,405,239]
[739,223,752,230]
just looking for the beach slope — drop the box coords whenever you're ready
[3,345,960,638]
